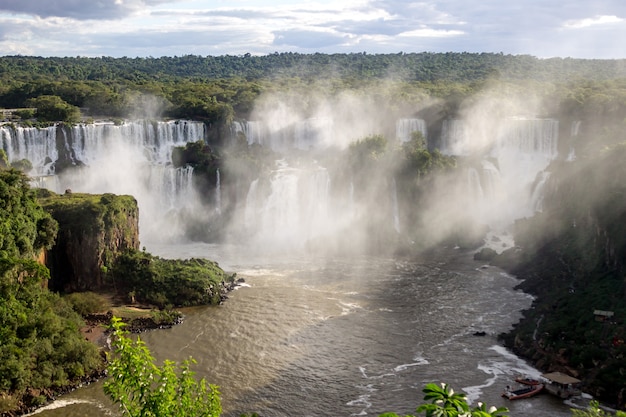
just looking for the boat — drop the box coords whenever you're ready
[502,383,544,400]
[541,372,582,399]
[515,376,542,386]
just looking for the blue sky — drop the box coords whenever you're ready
[0,0,624,58]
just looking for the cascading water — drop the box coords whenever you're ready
[0,124,58,175]
[233,118,335,151]
[529,171,551,213]
[232,120,264,146]
[294,117,333,150]
[441,117,559,232]
[491,118,558,220]
[395,118,427,142]
[440,119,470,156]
[215,168,222,214]
[2,120,206,243]
[242,159,334,250]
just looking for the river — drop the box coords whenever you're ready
[28,242,573,417]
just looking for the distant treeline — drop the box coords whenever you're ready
[2,52,626,130]
[3,52,626,83]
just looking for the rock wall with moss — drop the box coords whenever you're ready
[37,190,139,292]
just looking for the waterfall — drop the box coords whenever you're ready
[233,120,264,146]
[396,118,427,143]
[440,119,469,155]
[391,177,400,233]
[467,168,484,201]
[567,120,580,161]
[243,159,332,249]
[294,117,333,150]
[233,118,334,151]
[530,171,551,213]
[3,120,206,243]
[0,124,58,175]
[215,168,221,214]
[444,117,558,230]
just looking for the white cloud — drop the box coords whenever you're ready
[563,15,623,29]
[399,28,464,38]
[0,0,625,58]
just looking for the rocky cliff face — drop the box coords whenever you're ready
[496,150,626,410]
[37,190,139,292]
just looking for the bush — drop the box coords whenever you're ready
[64,292,109,316]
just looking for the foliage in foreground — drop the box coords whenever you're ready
[104,317,221,417]
[379,382,508,417]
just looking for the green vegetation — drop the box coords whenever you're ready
[25,95,81,123]
[64,291,110,316]
[0,169,58,258]
[108,249,234,308]
[104,317,222,417]
[2,53,626,125]
[0,169,104,414]
[571,401,626,417]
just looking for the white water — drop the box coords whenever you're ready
[396,118,427,143]
[2,120,206,242]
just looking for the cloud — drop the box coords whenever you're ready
[563,15,623,29]
[0,0,173,20]
[398,28,464,38]
[273,29,347,48]
[0,0,625,58]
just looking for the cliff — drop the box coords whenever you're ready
[36,189,139,292]
[495,147,626,410]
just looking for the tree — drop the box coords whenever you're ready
[379,383,508,417]
[25,95,81,123]
[103,317,222,417]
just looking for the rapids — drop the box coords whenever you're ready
[27,242,572,417]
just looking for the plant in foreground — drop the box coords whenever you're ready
[103,316,221,417]
[379,382,509,417]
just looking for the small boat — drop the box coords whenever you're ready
[502,383,544,400]
[515,376,542,386]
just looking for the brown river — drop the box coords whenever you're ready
[27,242,574,417]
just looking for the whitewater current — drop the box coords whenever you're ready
[28,242,572,417]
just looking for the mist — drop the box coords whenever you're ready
[3,81,568,255]
[221,82,561,256]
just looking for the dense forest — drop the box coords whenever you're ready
[2,53,626,127]
[1,52,626,414]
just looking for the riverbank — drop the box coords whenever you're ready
[492,245,626,412]
[2,277,246,417]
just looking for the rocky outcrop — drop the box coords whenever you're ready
[37,189,139,292]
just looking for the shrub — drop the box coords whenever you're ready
[64,292,109,316]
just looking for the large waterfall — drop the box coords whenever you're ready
[2,114,561,250]
[441,117,559,232]
[242,160,336,250]
[1,120,206,243]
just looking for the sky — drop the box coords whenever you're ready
[0,0,625,59]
